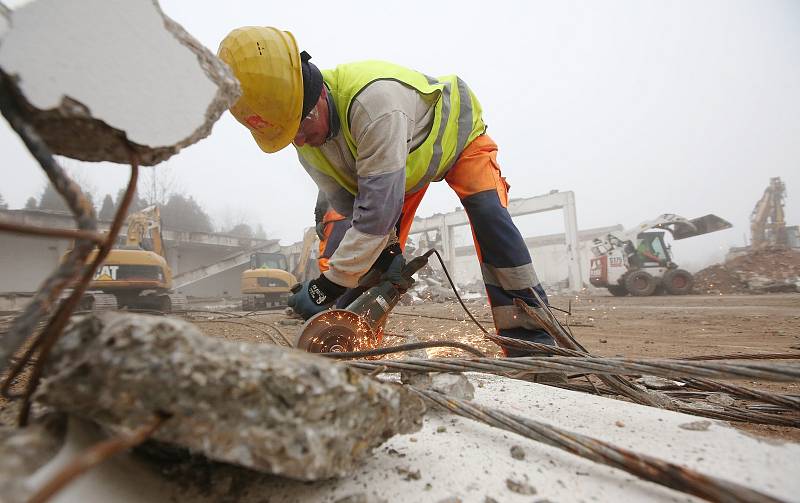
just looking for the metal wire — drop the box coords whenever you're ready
[320,341,488,359]
[413,388,783,503]
[428,249,664,407]
[180,309,293,347]
[347,356,800,382]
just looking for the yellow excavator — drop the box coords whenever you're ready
[240,251,297,310]
[72,205,186,312]
[750,177,789,249]
[240,227,317,311]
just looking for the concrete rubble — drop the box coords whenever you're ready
[35,313,425,480]
[0,414,66,502]
[18,373,799,502]
[694,247,800,294]
[0,0,240,165]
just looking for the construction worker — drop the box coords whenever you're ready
[218,26,555,353]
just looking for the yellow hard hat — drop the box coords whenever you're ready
[218,27,303,153]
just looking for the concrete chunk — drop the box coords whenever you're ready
[0,414,66,502]
[0,0,239,165]
[36,313,425,480]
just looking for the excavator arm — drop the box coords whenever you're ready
[597,213,731,248]
[124,205,165,257]
[750,177,786,248]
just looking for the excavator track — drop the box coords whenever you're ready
[73,292,118,311]
[242,294,255,311]
[163,293,187,312]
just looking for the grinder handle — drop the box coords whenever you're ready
[401,249,435,279]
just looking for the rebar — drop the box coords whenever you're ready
[28,413,169,503]
[513,297,666,407]
[413,388,783,503]
[682,377,800,410]
[0,71,98,374]
[15,161,138,425]
[320,340,488,359]
[427,249,666,408]
[0,220,105,244]
[180,309,293,347]
[348,356,800,382]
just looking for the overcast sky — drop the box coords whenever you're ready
[2,0,798,271]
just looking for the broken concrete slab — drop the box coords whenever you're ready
[26,373,799,502]
[635,375,684,390]
[429,373,475,400]
[0,0,239,165]
[402,372,475,412]
[35,313,424,480]
[0,414,66,502]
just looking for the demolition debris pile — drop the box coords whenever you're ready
[693,247,800,294]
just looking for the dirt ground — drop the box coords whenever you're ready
[193,292,800,442]
[3,292,798,442]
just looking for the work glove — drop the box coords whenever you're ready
[288,275,346,320]
[381,253,415,292]
[370,243,415,292]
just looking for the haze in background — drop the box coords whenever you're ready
[2,0,798,272]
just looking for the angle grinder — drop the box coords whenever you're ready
[295,250,434,354]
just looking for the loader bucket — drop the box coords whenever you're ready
[672,214,732,240]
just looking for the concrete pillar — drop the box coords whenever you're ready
[562,191,583,291]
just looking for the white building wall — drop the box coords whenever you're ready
[450,233,616,290]
[0,235,70,293]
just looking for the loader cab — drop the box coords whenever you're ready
[250,252,288,272]
[630,232,671,268]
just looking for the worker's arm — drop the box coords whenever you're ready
[323,86,414,288]
[298,156,354,218]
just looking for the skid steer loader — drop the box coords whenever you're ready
[589,214,731,296]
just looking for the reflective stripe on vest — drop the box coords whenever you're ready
[297,61,485,196]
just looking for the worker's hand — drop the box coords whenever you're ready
[358,243,404,289]
[381,253,415,292]
[287,275,346,320]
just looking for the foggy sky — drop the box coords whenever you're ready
[2,0,799,272]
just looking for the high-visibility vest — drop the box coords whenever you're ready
[297,60,486,195]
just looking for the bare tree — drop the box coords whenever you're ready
[139,165,182,207]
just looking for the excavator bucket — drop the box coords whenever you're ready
[671,214,732,240]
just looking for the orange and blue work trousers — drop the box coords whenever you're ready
[319,134,553,353]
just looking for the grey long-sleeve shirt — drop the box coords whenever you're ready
[297,79,436,288]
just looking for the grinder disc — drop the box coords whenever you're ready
[295,309,376,354]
